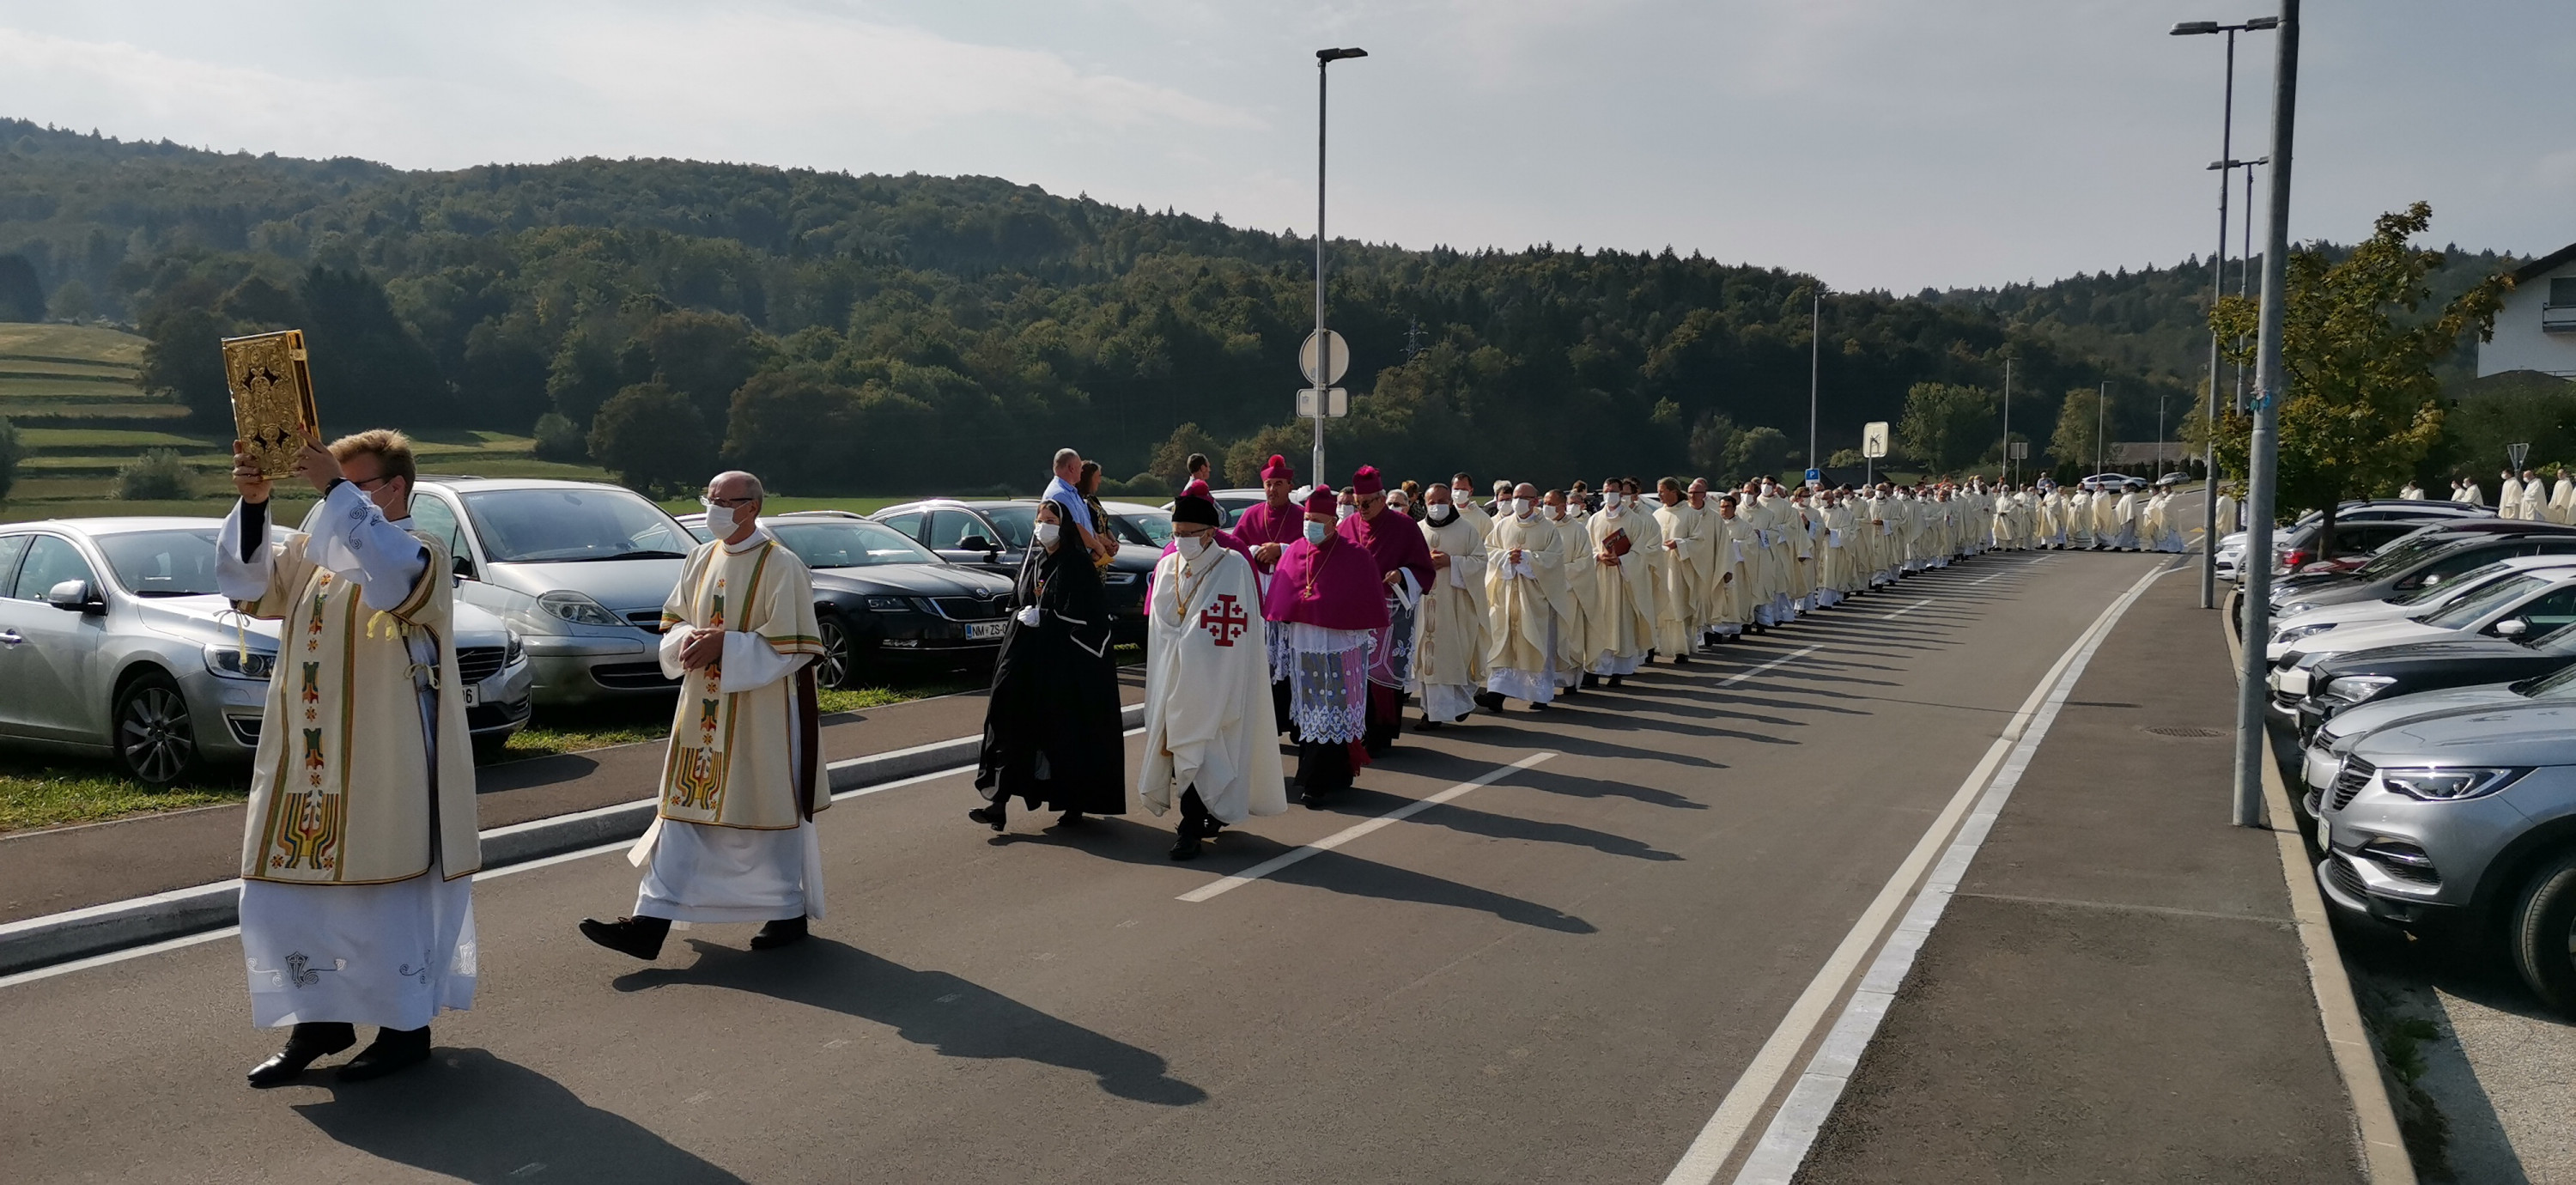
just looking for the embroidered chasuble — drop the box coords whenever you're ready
[658,536,829,830]
[234,512,477,884]
[1139,546,1288,824]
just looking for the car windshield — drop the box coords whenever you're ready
[2353,536,2455,580]
[771,521,939,567]
[459,487,696,563]
[978,505,1037,549]
[2518,659,2576,699]
[2390,561,2508,606]
[94,528,233,598]
[1114,512,1172,547]
[2422,573,2544,629]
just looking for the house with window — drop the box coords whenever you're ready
[2479,241,2576,379]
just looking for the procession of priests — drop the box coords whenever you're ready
[210,429,2172,1090]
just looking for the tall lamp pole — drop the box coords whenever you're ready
[1311,46,1368,485]
[2173,15,2280,610]
[2231,0,2299,828]
[1808,286,1821,482]
[2002,356,2014,485]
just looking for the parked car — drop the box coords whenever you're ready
[1163,488,1267,528]
[671,511,1017,685]
[869,499,1155,642]
[2288,619,2576,741]
[0,517,531,784]
[1100,500,1174,549]
[2082,474,2148,492]
[2270,569,2576,705]
[2308,675,2576,1011]
[2267,532,2576,612]
[408,477,696,707]
[2217,500,2494,580]
[2268,556,2576,660]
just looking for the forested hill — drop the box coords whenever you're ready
[0,118,2507,494]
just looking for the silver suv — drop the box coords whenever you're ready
[0,517,528,785]
[409,477,695,707]
[2306,664,2576,1012]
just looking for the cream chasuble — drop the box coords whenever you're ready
[1139,546,1288,824]
[654,533,829,830]
[1416,512,1492,721]
[1485,511,1565,702]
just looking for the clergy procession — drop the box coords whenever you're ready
[211,422,2158,1090]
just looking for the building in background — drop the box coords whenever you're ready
[2480,241,2576,380]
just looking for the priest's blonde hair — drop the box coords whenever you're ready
[328,428,416,489]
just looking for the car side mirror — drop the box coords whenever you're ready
[957,535,996,553]
[451,552,477,580]
[46,579,103,614]
[2498,618,2530,638]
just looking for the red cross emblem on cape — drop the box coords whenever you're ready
[1199,593,1249,647]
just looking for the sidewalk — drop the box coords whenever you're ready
[1790,571,2370,1182]
[0,672,1145,925]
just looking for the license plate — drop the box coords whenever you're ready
[968,622,1005,641]
[2277,669,2312,697]
[461,684,480,707]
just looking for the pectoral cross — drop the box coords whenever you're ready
[1199,594,1249,647]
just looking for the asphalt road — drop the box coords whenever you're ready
[0,547,2165,1184]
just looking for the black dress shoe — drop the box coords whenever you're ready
[1419,716,1443,731]
[750,916,808,950]
[1169,830,1203,860]
[1580,673,1600,689]
[1299,789,1329,809]
[246,1022,355,1088]
[1056,810,1090,827]
[579,915,670,960]
[1528,700,1550,711]
[1673,653,1692,665]
[1195,814,1225,838]
[1607,674,1625,688]
[968,804,1007,831]
[337,1026,431,1083]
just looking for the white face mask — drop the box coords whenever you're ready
[1337,505,1357,521]
[1304,520,1333,544]
[1033,521,1061,548]
[1427,504,1455,526]
[1603,491,1624,511]
[1176,533,1207,559]
[700,501,742,538]
[1514,498,1534,518]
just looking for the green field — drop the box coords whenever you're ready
[0,323,635,524]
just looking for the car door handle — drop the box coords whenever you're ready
[0,629,21,646]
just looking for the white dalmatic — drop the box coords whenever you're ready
[1415,508,1491,721]
[1484,507,1564,704]
[1139,540,1288,822]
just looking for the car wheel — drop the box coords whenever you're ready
[816,615,855,690]
[472,732,514,766]
[113,669,200,787]
[2510,848,2576,1014]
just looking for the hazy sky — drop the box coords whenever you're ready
[1,1,2567,293]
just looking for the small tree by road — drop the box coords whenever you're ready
[589,382,714,496]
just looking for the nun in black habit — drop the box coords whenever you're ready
[969,500,1127,830]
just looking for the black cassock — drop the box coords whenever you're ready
[975,536,1126,814]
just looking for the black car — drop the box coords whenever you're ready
[2292,623,2576,740]
[676,512,1018,686]
[871,498,1154,642]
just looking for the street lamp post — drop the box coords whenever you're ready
[1808,286,1821,482]
[1311,46,1368,485]
[2172,14,2279,611]
[2002,356,2013,485]
[2230,1,2300,828]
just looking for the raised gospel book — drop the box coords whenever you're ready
[222,329,319,480]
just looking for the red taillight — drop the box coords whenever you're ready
[2283,550,2310,568]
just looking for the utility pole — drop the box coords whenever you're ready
[2096,381,2107,476]
[2233,0,2299,829]
[2002,356,2014,485]
[1808,286,1821,478]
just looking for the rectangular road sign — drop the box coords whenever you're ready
[1298,386,1349,418]
[1862,422,1890,459]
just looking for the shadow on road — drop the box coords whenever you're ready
[293,1047,743,1183]
[615,939,1207,1106]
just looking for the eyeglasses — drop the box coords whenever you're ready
[702,495,760,508]
[350,474,398,492]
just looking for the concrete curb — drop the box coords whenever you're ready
[0,702,1142,976]
[2223,591,2418,1185]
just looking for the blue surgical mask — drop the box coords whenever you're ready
[1303,521,1332,544]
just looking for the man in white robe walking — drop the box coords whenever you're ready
[222,429,479,1087]
[1139,494,1287,860]
[582,471,829,960]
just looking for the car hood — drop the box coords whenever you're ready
[2354,700,2576,768]
[131,590,509,650]
[2298,620,2457,658]
[2320,683,2530,747]
[2320,635,2540,672]
[2278,601,2422,633]
[811,563,1014,598]
[485,558,683,614]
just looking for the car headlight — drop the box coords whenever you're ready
[2274,623,2335,644]
[862,595,910,612]
[204,643,278,681]
[536,589,626,627]
[2281,602,2315,616]
[505,630,526,665]
[2321,675,2395,703]
[2376,766,2527,802]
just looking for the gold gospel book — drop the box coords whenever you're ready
[222,330,319,479]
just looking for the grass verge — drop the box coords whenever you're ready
[0,765,245,832]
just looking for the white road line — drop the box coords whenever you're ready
[1880,599,1933,620]
[1716,645,1821,687]
[1176,752,1558,903]
[0,726,1150,989]
[1659,563,2168,1185]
